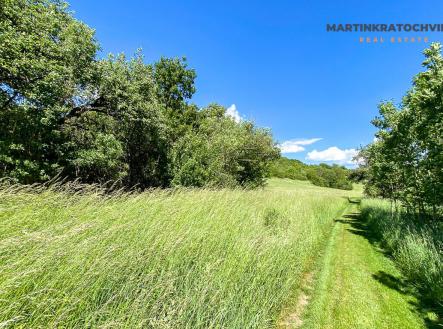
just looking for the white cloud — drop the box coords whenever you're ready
[306,146,358,165]
[225,104,241,123]
[280,143,305,153]
[278,138,322,153]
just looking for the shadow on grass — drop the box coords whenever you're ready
[372,271,413,295]
[334,209,442,329]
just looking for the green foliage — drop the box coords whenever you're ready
[70,133,126,182]
[269,157,353,190]
[153,57,196,112]
[348,167,367,183]
[360,43,443,220]
[0,0,98,182]
[0,0,98,106]
[0,0,278,188]
[361,199,443,304]
[171,106,279,188]
[269,157,309,180]
[307,163,353,190]
[94,53,169,187]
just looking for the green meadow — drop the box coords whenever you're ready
[1,180,441,328]
[1,1,442,328]
[0,179,358,328]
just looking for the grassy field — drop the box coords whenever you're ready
[2,179,437,328]
[0,179,358,328]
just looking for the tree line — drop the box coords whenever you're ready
[0,0,280,188]
[269,157,353,190]
[359,43,443,220]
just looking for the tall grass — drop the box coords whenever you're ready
[0,179,353,328]
[361,199,443,303]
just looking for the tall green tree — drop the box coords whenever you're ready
[0,0,98,182]
[360,43,443,220]
[64,53,169,187]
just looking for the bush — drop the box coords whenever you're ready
[171,111,279,188]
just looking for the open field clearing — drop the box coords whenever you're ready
[2,1,442,328]
[0,179,356,328]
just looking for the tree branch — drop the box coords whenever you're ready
[58,96,109,125]
[1,90,19,109]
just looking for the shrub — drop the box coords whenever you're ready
[171,111,279,188]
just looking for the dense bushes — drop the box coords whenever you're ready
[359,43,443,220]
[361,199,443,304]
[307,163,352,190]
[0,0,279,188]
[172,109,278,188]
[269,157,353,190]
[269,157,309,181]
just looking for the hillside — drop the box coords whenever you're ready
[269,158,353,190]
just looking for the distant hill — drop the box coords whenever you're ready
[269,157,353,190]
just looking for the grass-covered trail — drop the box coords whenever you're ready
[301,202,426,329]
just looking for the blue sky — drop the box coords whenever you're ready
[69,0,443,166]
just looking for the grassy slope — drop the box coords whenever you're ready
[302,203,426,329]
[0,179,357,328]
[267,178,363,194]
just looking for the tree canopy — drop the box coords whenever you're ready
[269,157,353,190]
[0,0,279,188]
[359,43,443,220]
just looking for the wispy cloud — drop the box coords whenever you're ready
[278,138,322,153]
[225,104,241,123]
[306,146,357,165]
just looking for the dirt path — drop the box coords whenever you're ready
[287,202,427,329]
